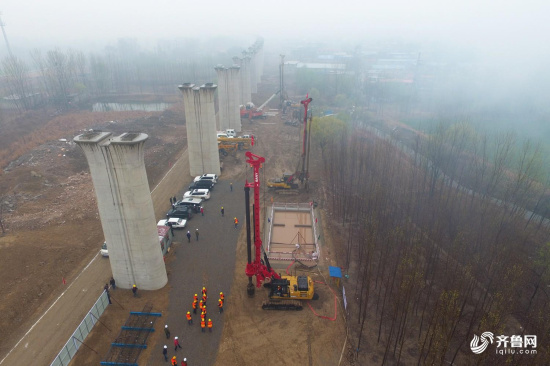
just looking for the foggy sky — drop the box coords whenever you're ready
[1,0,549,57]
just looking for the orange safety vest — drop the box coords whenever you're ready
[193,294,198,301]
[186,313,191,320]
[218,300,223,308]
[192,301,197,309]
[201,320,206,328]
[220,294,225,301]
[202,294,207,301]
[234,218,238,224]
[207,320,213,328]
[171,358,177,365]
[200,313,205,321]
[202,288,207,296]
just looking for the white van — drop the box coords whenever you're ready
[217,132,230,139]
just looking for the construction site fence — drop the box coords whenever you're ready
[266,202,320,261]
[50,291,110,366]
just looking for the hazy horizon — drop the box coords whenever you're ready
[1,1,549,57]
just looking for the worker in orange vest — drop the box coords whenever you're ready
[219,292,225,302]
[199,299,204,310]
[201,319,206,332]
[234,217,239,229]
[202,293,207,302]
[171,356,177,365]
[207,319,213,332]
[218,298,224,313]
[202,287,207,297]
[193,293,198,302]
[186,311,192,325]
[192,299,198,314]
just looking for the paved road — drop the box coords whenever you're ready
[0,149,191,366]
[150,179,245,365]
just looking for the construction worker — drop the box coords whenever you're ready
[164,324,171,339]
[221,206,224,216]
[220,292,225,302]
[132,284,138,297]
[201,318,206,332]
[218,298,224,313]
[174,336,182,351]
[171,356,177,366]
[186,311,192,325]
[202,287,207,297]
[200,311,206,322]
[163,345,168,361]
[199,299,204,311]
[186,230,191,243]
[234,217,238,229]
[195,228,199,241]
[192,299,198,314]
[182,358,188,366]
[193,293,198,302]
[207,318,213,332]
[202,292,207,302]
[230,182,233,191]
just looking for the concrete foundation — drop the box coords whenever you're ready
[74,131,168,290]
[179,83,221,176]
[265,202,320,262]
[215,65,242,132]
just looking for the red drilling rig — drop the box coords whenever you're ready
[244,151,317,310]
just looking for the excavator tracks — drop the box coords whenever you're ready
[262,300,303,310]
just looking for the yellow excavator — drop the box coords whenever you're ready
[267,172,299,189]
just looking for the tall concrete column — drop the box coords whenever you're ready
[215,66,230,131]
[229,65,242,132]
[248,50,258,94]
[232,57,244,106]
[179,83,221,176]
[257,45,264,82]
[241,55,252,104]
[74,131,168,290]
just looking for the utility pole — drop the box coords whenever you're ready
[0,13,13,59]
[279,54,285,108]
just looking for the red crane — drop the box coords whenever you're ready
[244,151,280,295]
[299,96,312,184]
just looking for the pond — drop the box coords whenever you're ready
[92,102,174,112]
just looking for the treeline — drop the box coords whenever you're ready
[0,40,227,112]
[322,121,550,364]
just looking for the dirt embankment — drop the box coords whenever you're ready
[0,108,186,356]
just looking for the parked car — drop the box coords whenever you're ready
[100,242,109,257]
[193,174,218,184]
[175,197,203,213]
[188,180,214,191]
[166,207,193,220]
[184,189,211,200]
[158,217,187,229]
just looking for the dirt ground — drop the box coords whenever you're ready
[0,98,351,366]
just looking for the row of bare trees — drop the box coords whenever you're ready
[321,121,550,364]
[0,42,220,112]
